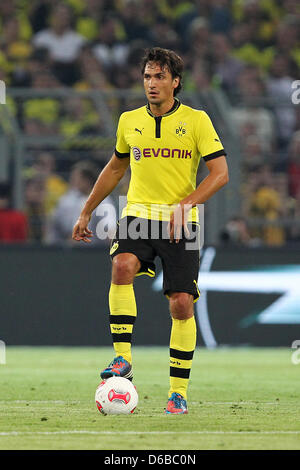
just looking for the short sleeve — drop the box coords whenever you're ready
[115,113,130,158]
[196,111,227,161]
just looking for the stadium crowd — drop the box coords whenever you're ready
[0,0,299,246]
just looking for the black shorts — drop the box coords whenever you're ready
[109,216,200,302]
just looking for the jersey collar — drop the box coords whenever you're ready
[146,97,181,118]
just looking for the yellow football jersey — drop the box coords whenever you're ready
[115,98,226,221]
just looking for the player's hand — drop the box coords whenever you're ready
[168,203,191,244]
[72,214,93,243]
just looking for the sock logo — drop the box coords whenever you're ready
[170,359,181,366]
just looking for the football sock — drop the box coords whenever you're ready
[109,283,137,364]
[169,316,196,400]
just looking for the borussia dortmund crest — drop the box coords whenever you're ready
[175,121,187,137]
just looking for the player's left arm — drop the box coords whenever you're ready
[169,155,229,242]
[182,155,229,206]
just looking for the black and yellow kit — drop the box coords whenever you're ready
[111,98,226,298]
[109,98,226,399]
[115,98,226,222]
[110,216,201,301]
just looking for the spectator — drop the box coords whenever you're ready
[22,70,61,135]
[29,0,53,34]
[209,0,233,34]
[0,0,16,23]
[75,0,106,41]
[26,47,52,79]
[24,118,56,141]
[75,45,111,90]
[231,0,280,51]
[239,0,273,49]
[126,42,147,91]
[24,176,46,242]
[210,33,245,95]
[247,165,286,246]
[0,0,298,246]
[186,59,212,92]
[60,96,100,137]
[266,54,297,151]
[0,15,32,60]
[0,0,32,42]
[266,18,300,78]
[0,182,27,243]
[32,4,85,85]
[231,67,275,153]
[168,0,205,48]
[0,15,33,87]
[148,16,179,51]
[219,215,255,246]
[243,134,266,171]
[32,152,68,215]
[92,15,129,73]
[287,131,300,198]
[117,0,152,43]
[230,21,262,68]
[46,161,116,245]
[287,193,300,242]
[186,17,211,65]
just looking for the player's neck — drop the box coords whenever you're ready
[149,98,175,117]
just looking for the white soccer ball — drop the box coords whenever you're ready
[95,377,138,415]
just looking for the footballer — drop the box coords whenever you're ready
[72,47,229,414]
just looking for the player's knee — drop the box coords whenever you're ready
[169,292,194,320]
[112,254,140,283]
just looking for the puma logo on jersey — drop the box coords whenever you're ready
[135,127,143,135]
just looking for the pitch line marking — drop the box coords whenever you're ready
[1,430,300,436]
[0,400,281,405]
[0,400,78,404]
[191,402,280,405]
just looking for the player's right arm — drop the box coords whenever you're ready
[72,152,129,242]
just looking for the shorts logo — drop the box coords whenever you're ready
[132,147,142,161]
[110,241,119,255]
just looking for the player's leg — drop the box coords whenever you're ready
[101,216,156,380]
[109,253,141,364]
[166,292,196,414]
[152,221,200,413]
[101,253,140,381]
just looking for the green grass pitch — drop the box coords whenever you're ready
[0,346,300,450]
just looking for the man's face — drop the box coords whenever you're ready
[51,6,71,31]
[143,62,179,106]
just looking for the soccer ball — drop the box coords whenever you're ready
[95,376,138,415]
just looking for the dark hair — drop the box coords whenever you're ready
[140,47,184,96]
